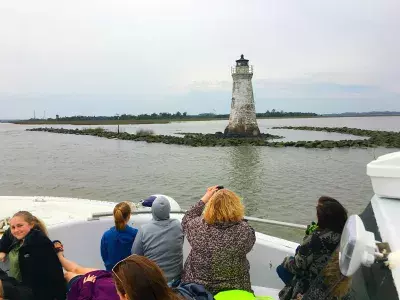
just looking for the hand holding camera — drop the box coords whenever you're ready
[201,185,224,204]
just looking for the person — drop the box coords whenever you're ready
[112,255,213,300]
[0,211,66,300]
[276,222,319,285]
[131,195,184,283]
[0,268,34,300]
[299,249,352,300]
[278,196,348,300]
[101,201,138,271]
[181,186,256,295]
[54,241,120,300]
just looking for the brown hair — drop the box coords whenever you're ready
[323,249,352,298]
[317,196,348,233]
[113,255,182,300]
[203,189,245,225]
[0,280,3,298]
[13,211,48,236]
[113,202,132,231]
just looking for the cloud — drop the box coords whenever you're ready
[0,0,400,118]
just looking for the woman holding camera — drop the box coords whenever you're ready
[181,186,256,295]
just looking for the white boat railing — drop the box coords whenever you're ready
[245,216,307,230]
[91,210,307,230]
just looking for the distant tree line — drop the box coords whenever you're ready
[256,109,318,118]
[323,111,400,117]
[36,110,319,121]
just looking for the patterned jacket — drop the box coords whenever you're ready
[181,200,256,295]
[302,274,353,300]
[279,229,341,300]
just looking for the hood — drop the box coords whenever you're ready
[112,226,137,244]
[151,195,171,221]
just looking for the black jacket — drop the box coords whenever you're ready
[0,268,34,300]
[0,228,66,300]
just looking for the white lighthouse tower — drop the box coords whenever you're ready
[224,54,261,137]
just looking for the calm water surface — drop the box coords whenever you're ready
[1,117,399,241]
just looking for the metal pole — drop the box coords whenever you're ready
[244,216,307,230]
[91,210,307,230]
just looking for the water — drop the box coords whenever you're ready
[1,117,399,242]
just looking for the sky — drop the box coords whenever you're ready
[1,0,400,119]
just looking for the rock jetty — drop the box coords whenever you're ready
[26,126,400,149]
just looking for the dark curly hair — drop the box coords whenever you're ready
[317,196,348,233]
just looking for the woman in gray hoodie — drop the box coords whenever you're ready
[131,195,184,283]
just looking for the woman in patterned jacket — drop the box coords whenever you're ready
[181,186,256,295]
[278,196,348,300]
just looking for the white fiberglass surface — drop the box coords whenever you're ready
[0,196,117,227]
[47,214,297,290]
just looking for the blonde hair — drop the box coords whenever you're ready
[323,249,352,298]
[203,189,245,224]
[114,202,132,231]
[13,211,48,236]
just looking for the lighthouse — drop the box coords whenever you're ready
[224,54,261,137]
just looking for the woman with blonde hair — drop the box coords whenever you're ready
[0,211,66,300]
[181,186,256,295]
[101,202,138,271]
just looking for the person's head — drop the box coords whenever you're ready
[316,196,348,233]
[114,202,132,231]
[10,211,47,240]
[151,196,171,221]
[323,249,352,298]
[112,255,181,300]
[203,189,245,225]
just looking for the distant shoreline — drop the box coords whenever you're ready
[9,114,400,125]
[11,119,172,125]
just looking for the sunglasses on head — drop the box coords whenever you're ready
[111,256,159,300]
[112,256,130,283]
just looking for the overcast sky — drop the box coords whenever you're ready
[1,0,399,119]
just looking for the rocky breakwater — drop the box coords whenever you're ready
[271,126,400,148]
[26,127,281,147]
[26,126,400,149]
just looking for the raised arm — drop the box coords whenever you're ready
[182,186,219,233]
[181,201,205,234]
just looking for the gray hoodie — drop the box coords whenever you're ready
[131,195,184,282]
